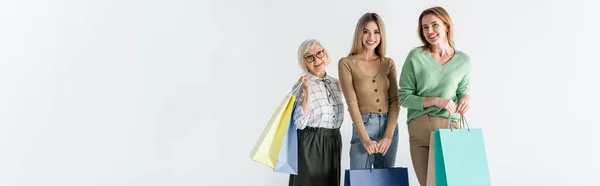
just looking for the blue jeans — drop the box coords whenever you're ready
[349,112,399,169]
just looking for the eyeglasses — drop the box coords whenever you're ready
[304,49,325,63]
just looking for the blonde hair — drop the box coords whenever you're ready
[348,13,387,57]
[418,6,455,51]
[297,39,330,72]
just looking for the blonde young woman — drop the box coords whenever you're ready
[289,39,345,186]
[398,6,472,186]
[338,13,400,169]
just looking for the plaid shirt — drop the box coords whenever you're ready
[291,73,345,130]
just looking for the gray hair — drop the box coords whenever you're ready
[297,39,330,72]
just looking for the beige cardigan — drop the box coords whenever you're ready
[338,56,400,139]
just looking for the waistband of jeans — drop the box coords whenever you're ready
[301,127,340,135]
[361,112,388,117]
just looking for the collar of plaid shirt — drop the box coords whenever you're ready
[306,72,332,83]
[305,72,335,103]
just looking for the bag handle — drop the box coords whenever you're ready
[364,153,391,171]
[289,82,303,95]
[288,71,310,96]
[362,114,393,171]
[461,114,471,131]
[446,114,471,132]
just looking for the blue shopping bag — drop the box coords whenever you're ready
[344,155,409,186]
[273,99,299,175]
[434,115,491,186]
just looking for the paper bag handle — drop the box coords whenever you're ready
[288,80,305,96]
[446,114,471,132]
[364,153,391,171]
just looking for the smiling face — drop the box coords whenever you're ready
[303,43,328,75]
[421,13,448,46]
[362,21,381,51]
[348,13,387,57]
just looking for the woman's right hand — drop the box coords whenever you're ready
[298,76,311,91]
[435,98,456,114]
[362,139,379,154]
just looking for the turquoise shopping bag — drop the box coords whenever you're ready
[434,115,491,186]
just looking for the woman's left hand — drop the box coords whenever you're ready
[377,137,392,155]
[456,95,471,115]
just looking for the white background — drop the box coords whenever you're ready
[1,0,598,185]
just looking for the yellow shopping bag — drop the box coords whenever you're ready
[249,94,297,168]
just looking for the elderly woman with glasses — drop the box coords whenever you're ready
[288,39,345,186]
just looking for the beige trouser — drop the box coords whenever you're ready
[408,114,458,186]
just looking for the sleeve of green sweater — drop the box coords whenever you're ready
[456,57,471,99]
[398,55,425,110]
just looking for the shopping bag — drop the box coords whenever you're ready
[344,155,409,186]
[273,101,298,175]
[426,131,436,186]
[434,115,491,186]
[344,168,409,186]
[249,94,297,168]
[428,120,459,186]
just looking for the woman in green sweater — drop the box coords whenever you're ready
[398,6,471,186]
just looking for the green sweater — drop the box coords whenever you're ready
[398,47,471,123]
